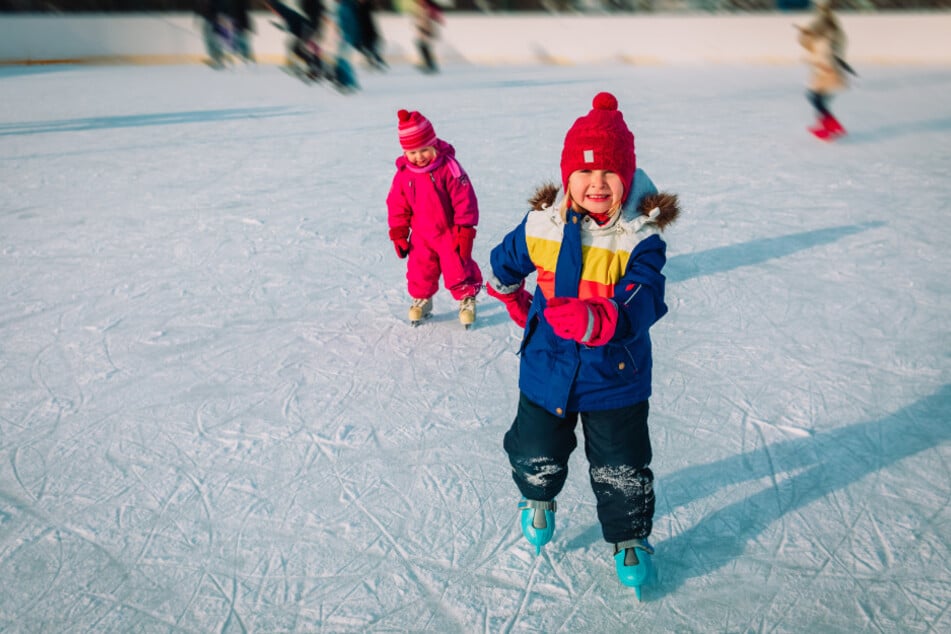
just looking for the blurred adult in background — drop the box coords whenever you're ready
[413,0,443,74]
[196,0,254,68]
[301,0,326,29]
[355,0,387,70]
[230,0,255,62]
[265,0,326,80]
[196,0,228,68]
[334,0,363,89]
[796,0,850,141]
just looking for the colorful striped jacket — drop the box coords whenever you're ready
[489,168,680,417]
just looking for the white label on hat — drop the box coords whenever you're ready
[583,149,594,163]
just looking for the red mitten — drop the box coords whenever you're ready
[389,226,410,259]
[487,281,533,328]
[453,225,476,261]
[544,297,618,346]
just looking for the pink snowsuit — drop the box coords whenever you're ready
[386,139,483,300]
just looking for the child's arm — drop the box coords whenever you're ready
[385,174,412,258]
[445,162,479,260]
[486,280,533,328]
[608,185,680,341]
[543,236,667,346]
[488,218,537,327]
[544,296,618,346]
[611,234,669,340]
[385,176,412,230]
[389,227,410,259]
[489,218,535,287]
[453,226,476,261]
[446,163,479,229]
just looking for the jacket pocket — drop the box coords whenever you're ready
[582,343,640,382]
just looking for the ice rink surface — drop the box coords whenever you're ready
[1,61,949,632]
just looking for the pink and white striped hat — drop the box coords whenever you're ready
[397,109,438,151]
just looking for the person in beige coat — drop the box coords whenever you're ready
[796,1,850,140]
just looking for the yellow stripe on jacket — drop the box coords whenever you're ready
[524,207,657,301]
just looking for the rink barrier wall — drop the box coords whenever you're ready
[1,12,950,67]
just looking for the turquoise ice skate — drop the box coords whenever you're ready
[519,499,556,554]
[614,538,654,600]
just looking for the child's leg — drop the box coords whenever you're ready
[441,250,483,301]
[406,242,441,300]
[581,400,654,544]
[807,90,831,118]
[503,393,578,502]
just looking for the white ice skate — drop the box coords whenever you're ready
[459,296,476,329]
[408,297,433,326]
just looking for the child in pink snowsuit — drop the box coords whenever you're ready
[386,109,483,327]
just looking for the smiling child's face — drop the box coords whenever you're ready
[405,146,437,168]
[568,169,624,215]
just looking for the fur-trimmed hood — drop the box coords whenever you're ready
[528,181,681,232]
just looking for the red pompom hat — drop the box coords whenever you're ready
[397,109,438,151]
[560,92,636,201]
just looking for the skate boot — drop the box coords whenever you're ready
[824,114,846,138]
[459,296,476,329]
[614,538,654,601]
[408,297,432,326]
[807,116,826,139]
[810,114,845,141]
[519,499,556,554]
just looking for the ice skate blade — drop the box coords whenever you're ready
[409,314,432,327]
[809,127,844,142]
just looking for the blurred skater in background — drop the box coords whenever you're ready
[197,0,226,68]
[229,0,255,63]
[796,0,851,141]
[334,0,363,90]
[412,0,444,74]
[197,0,254,68]
[355,0,388,70]
[265,0,327,81]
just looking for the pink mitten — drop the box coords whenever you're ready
[389,226,410,259]
[544,297,618,346]
[487,281,533,328]
[453,225,476,261]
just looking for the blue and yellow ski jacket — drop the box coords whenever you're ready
[489,168,680,417]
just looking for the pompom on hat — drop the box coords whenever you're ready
[560,92,636,201]
[397,109,438,151]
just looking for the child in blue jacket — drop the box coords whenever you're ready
[486,92,680,597]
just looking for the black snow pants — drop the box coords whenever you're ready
[503,392,655,544]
